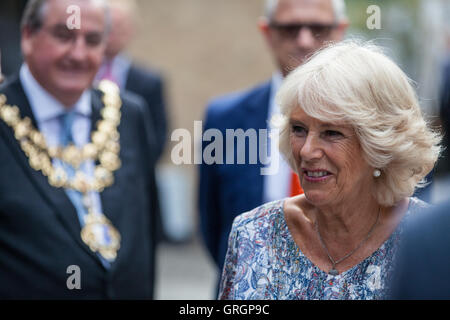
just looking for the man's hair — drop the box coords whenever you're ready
[107,0,141,28]
[107,0,139,15]
[21,0,48,33]
[264,0,347,23]
[21,0,112,35]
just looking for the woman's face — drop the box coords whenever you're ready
[290,107,373,207]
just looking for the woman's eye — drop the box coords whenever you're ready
[324,130,342,137]
[292,125,306,135]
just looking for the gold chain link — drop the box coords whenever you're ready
[0,80,122,193]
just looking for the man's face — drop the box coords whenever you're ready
[22,0,107,106]
[260,0,347,76]
[105,6,135,59]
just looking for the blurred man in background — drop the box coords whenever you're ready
[439,54,450,176]
[0,0,157,299]
[199,0,348,284]
[96,0,168,245]
[96,0,168,159]
[390,199,450,299]
[0,52,4,83]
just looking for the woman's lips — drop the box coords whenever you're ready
[302,169,332,182]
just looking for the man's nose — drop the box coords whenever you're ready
[299,133,323,161]
[68,36,89,61]
[296,27,316,49]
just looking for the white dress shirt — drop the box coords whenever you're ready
[20,64,104,225]
[263,72,293,203]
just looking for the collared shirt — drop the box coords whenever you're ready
[94,54,132,89]
[263,72,293,203]
[20,64,104,226]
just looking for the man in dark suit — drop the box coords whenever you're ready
[95,0,168,243]
[95,0,167,159]
[438,59,450,176]
[390,198,450,299]
[0,0,157,299]
[0,54,4,84]
[199,0,349,278]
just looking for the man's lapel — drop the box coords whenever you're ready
[0,78,100,261]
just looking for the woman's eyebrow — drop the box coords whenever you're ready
[320,123,347,129]
[289,119,347,128]
[289,118,304,124]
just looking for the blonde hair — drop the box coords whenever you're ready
[274,40,442,206]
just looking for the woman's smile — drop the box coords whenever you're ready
[302,169,333,183]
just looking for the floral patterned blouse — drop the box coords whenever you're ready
[218,197,427,300]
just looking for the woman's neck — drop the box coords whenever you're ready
[311,196,382,249]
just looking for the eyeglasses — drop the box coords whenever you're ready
[41,24,105,48]
[269,22,336,40]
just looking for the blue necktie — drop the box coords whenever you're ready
[60,110,76,147]
[60,111,87,223]
[59,111,111,268]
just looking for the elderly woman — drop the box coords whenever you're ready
[218,41,441,300]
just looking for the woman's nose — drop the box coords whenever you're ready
[299,133,323,161]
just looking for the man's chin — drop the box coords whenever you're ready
[56,77,93,91]
[56,68,94,82]
[46,81,91,106]
[59,83,89,94]
[287,52,314,68]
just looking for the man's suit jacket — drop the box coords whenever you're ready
[0,77,157,299]
[124,63,168,244]
[199,81,271,272]
[439,61,450,175]
[390,198,450,299]
[125,64,168,160]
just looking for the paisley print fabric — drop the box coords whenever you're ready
[219,197,427,300]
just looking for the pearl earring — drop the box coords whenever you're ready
[373,169,382,178]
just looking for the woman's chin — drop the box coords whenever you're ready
[303,191,331,206]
